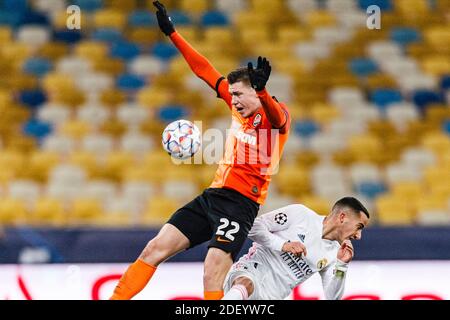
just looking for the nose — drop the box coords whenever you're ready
[354,230,362,240]
[232,95,239,105]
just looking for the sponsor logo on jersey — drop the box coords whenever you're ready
[297,234,305,242]
[216,236,231,243]
[253,113,262,127]
[235,131,256,146]
[317,258,328,270]
[280,252,313,279]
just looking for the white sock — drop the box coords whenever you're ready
[222,285,249,300]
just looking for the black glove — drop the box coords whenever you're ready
[153,1,175,36]
[248,56,271,91]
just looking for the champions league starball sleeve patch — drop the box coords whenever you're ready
[274,212,288,225]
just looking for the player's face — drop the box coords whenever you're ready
[338,211,369,242]
[229,81,261,118]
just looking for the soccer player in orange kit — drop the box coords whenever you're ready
[110,1,291,300]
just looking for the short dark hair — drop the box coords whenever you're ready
[332,197,370,219]
[227,67,251,86]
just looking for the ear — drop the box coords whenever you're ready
[339,211,346,223]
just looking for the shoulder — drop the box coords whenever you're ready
[280,204,319,220]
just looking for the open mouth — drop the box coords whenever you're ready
[236,106,244,112]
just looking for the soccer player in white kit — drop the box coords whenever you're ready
[222,197,370,300]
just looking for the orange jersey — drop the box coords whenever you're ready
[170,32,291,204]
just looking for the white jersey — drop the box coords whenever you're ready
[224,204,348,300]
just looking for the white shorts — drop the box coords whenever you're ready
[224,260,278,300]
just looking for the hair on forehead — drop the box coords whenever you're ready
[227,67,251,86]
[332,197,370,218]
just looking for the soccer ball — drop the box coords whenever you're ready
[162,119,201,159]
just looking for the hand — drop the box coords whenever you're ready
[337,240,354,263]
[153,1,175,36]
[282,241,307,257]
[248,56,271,91]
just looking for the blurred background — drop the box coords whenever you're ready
[0,0,449,299]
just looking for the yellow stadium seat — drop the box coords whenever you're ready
[348,134,382,162]
[391,181,423,198]
[75,41,109,62]
[23,152,60,182]
[0,150,25,176]
[69,198,104,223]
[38,42,69,61]
[103,151,135,181]
[425,26,450,48]
[274,166,310,197]
[93,10,126,29]
[310,103,340,125]
[93,213,132,227]
[1,43,31,66]
[304,11,336,27]
[180,0,209,16]
[68,151,99,177]
[396,0,429,14]
[422,55,450,76]
[137,87,172,108]
[422,132,450,154]
[32,198,66,226]
[93,58,125,76]
[8,74,38,91]
[298,195,330,215]
[174,26,200,43]
[43,73,76,92]
[127,28,159,46]
[0,198,28,225]
[376,195,415,225]
[100,119,127,138]
[203,27,234,45]
[107,0,137,12]
[142,197,180,226]
[425,104,450,124]
[240,28,272,45]
[234,12,271,31]
[100,89,126,107]
[61,120,91,139]
[423,166,450,188]
[3,135,36,153]
[251,42,294,60]
[0,27,12,43]
[295,151,319,169]
[416,196,448,212]
[366,74,397,90]
[249,0,285,12]
[277,26,310,46]
[429,181,450,198]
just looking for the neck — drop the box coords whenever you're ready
[322,215,338,242]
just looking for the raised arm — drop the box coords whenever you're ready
[153,1,231,106]
[248,57,289,133]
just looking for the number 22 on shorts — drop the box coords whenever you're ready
[216,218,240,242]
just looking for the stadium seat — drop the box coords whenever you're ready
[151,42,179,61]
[82,180,117,204]
[200,10,229,27]
[82,134,114,155]
[355,182,387,199]
[358,0,392,11]
[128,10,157,27]
[77,103,111,128]
[310,133,347,155]
[385,163,422,185]
[70,198,104,223]
[110,41,141,61]
[416,210,450,226]
[93,9,126,30]
[8,180,41,207]
[23,57,53,77]
[143,197,180,226]
[120,133,154,155]
[116,73,146,91]
[0,198,28,225]
[42,135,76,155]
[349,163,383,185]
[376,195,415,225]
[53,30,83,44]
[19,89,47,109]
[349,58,379,77]
[371,89,403,111]
[129,56,165,77]
[215,0,247,15]
[31,197,65,226]
[117,103,150,128]
[293,120,320,138]
[390,27,421,46]
[60,120,91,140]
[157,104,190,123]
[92,28,123,43]
[273,166,310,197]
[76,72,113,94]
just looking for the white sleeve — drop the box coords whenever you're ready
[248,205,304,252]
[319,260,348,300]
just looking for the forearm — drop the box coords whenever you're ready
[256,89,287,129]
[248,219,286,252]
[169,32,222,88]
[322,260,348,300]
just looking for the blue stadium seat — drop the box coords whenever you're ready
[116,74,146,91]
[92,28,123,43]
[200,10,229,27]
[110,41,141,61]
[19,89,47,109]
[151,42,179,61]
[358,0,392,10]
[390,27,421,46]
[53,30,82,43]
[128,10,157,27]
[294,120,320,138]
[170,10,193,26]
[0,11,22,27]
[355,182,387,199]
[371,89,403,111]
[443,120,450,136]
[20,10,50,26]
[349,58,379,77]
[23,118,53,141]
[73,0,103,12]
[158,105,190,123]
[1,0,28,12]
[412,90,445,115]
[440,75,450,90]
[23,58,53,77]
